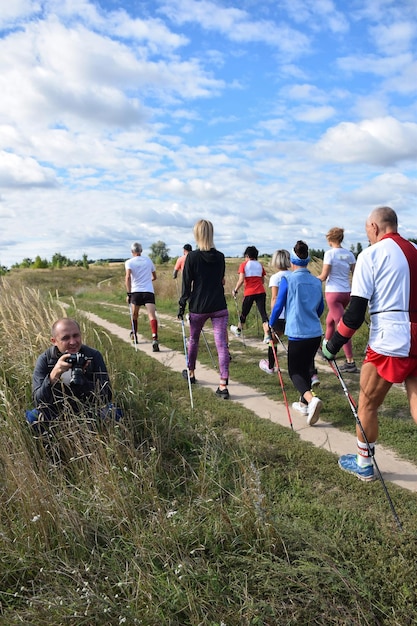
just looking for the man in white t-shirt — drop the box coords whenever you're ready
[125,242,159,352]
[322,207,417,482]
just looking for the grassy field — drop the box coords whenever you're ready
[1,264,417,625]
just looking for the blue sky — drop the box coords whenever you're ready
[0,0,416,266]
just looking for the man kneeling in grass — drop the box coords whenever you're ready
[30,318,113,427]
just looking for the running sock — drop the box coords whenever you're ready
[150,319,158,338]
[356,439,375,467]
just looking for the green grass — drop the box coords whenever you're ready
[1,267,417,625]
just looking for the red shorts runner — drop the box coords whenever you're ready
[364,346,417,384]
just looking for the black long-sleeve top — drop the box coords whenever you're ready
[179,248,227,314]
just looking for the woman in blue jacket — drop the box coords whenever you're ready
[269,240,324,426]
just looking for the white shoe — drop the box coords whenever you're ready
[292,401,308,416]
[307,396,322,426]
[259,359,276,375]
[230,325,241,337]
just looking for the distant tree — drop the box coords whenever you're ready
[20,258,33,268]
[350,243,363,258]
[32,255,48,269]
[309,248,325,260]
[51,252,70,268]
[0,265,8,276]
[82,253,89,270]
[149,241,170,264]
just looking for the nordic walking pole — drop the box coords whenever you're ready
[128,302,138,351]
[330,358,402,532]
[180,318,194,410]
[269,335,293,430]
[276,333,288,354]
[201,328,217,369]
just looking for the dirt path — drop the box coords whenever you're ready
[84,310,417,494]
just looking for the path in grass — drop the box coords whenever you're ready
[85,310,417,493]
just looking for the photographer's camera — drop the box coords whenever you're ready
[66,353,90,385]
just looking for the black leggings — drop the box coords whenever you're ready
[240,293,268,324]
[287,336,321,397]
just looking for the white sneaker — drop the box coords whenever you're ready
[230,325,241,337]
[259,359,276,375]
[307,396,322,426]
[292,401,308,416]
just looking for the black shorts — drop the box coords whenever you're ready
[131,292,155,306]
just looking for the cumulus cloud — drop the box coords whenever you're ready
[0,152,57,188]
[315,117,417,165]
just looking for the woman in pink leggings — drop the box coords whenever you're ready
[318,227,359,373]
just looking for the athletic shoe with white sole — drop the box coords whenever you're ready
[259,359,276,375]
[230,325,241,337]
[338,454,376,482]
[307,396,322,425]
[311,374,320,388]
[152,340,160,352]
[292,401,308,416]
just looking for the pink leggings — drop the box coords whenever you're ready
[325,291,353,360]
[188,309,229,381]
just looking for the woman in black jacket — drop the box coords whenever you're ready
[178,219,230,399]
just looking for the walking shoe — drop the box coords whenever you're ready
[339,361,360,373]
[215,386,230,400]
[291,401,308,416]
[263,334,272,344]
[152,340,160,352]
[230,325,241,337]
[182,369,196,384]
[338,454,376,482]
[307,396,322,426]
[311,374,320,388]
[259,359,276,375]
[129,331,137,343]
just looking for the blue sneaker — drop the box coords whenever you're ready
[338,454,376,482]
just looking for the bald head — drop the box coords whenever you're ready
[366,206,398,244]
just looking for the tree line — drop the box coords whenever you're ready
[3,238,416,276]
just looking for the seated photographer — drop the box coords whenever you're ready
[31,318,112,424]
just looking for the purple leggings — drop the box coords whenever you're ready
[325,291,353,360]
[187,309,229,381]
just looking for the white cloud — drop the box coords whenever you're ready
[293,105,336,123]
[277,0,349,33]
[315,117,417,165]
[0,151,57,187]
[0,0,40,27]
[370,20,417,54]
[160,0,311,57]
